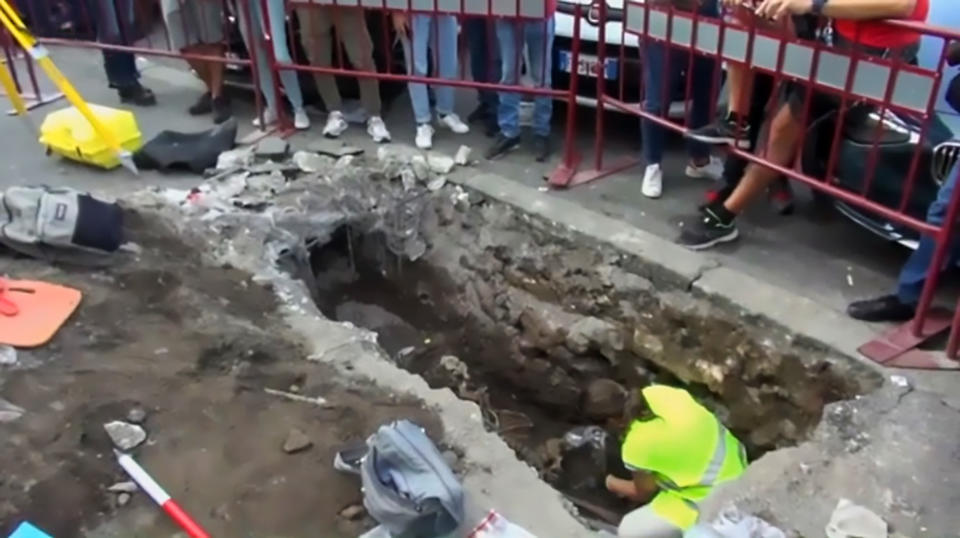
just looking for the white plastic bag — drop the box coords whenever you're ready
[468,511,537,538]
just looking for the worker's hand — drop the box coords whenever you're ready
[754,0,814,19]
[605,475,637,499]
[392,13,409,36]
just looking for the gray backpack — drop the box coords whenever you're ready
[0,186,124,263]
[361,420,465,538]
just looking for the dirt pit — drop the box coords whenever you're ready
[301,192,885,522]
[0,211,440,538]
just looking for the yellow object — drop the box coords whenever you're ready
[621,385,748,529]
[0,0,138,173]
[39,105,142,169]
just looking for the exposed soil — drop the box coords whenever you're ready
[301,186,886,518]
[0,211,439,538]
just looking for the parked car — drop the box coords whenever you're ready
[800,0,960,249]
[554,0,718,117]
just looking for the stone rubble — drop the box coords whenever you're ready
[103,420,147,451]
[0,398,24,423]
[282,428,313,454]
[107,481,139,493]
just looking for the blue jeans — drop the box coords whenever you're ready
[897,160,960,304]
[496,17,555,138]
[407,14,458,124]
[465,17,500,111]
[85,0,140,88]
[641,1,718,165]
[237,0,303,111]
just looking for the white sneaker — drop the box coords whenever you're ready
[293,108,310,130]
[367,116,391,143]
[323,110,348,138]
[439,113,469,134]
[252,108,278,128]
[685,156,723,181]
[642,164,663,199]
[415,124,434,149]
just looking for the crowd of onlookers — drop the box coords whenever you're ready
[19,0,960,330]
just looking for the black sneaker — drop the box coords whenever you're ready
[484,117,499,138]
[676,208,740,250]
[467,103,490,124]
[687,116,750,149]
[533,135,551,162]
[486,133,521,160]
[117,84,156,107]
[212,96,232,124]
[189,92,212,115]
[847,295,916,322]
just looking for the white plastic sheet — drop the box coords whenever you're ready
[468,511,537,538]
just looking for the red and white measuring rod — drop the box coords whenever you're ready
[114,450,211,538]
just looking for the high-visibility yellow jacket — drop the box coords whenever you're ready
[621,385,747,529]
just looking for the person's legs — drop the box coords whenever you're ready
[722,104,801,214]
[641,41,668,168]
[262,0,303,113]
[465,17,499,113]
[849,163,960,321]
[524,17,555,161]
[298,7,343,112]
[95,0,153,103]
[336,8,382,117]
[495,19,520,139]
[487,18,522,158]
[524,17,555,138]
[433,14,459,118]
[237,0,279,117]
[677,102,802,249]
[407,14,433,125]
[686,51,717,165]
[897,164,958,302]
[618,504,684,538]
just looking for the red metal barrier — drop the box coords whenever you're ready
[0,29,64,112]
[576,1,960,369]
[18,0,272,127]
[263,0,583,180]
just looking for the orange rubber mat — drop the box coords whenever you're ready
[0,279,81,347]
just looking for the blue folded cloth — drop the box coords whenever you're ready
[8,522,52,538]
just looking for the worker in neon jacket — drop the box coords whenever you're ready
[605,385,747,537]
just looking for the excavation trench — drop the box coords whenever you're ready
[293,189,883,519]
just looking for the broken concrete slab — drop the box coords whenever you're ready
[255,136,290,160]
[454,145,472,166]
[0,398,24,423]
[292,150,330,173]
[308,139,364,158]
[107,481,139,493]
[427,153,456,175]
[103,421,147,451]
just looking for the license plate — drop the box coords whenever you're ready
[558,51,618,80]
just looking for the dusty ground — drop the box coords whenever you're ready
[0,211,439,538]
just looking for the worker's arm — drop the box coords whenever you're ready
[754,0,917,20]
[605,472,659,504]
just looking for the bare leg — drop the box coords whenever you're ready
[723,103,802,214]
[726,62,754,117]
